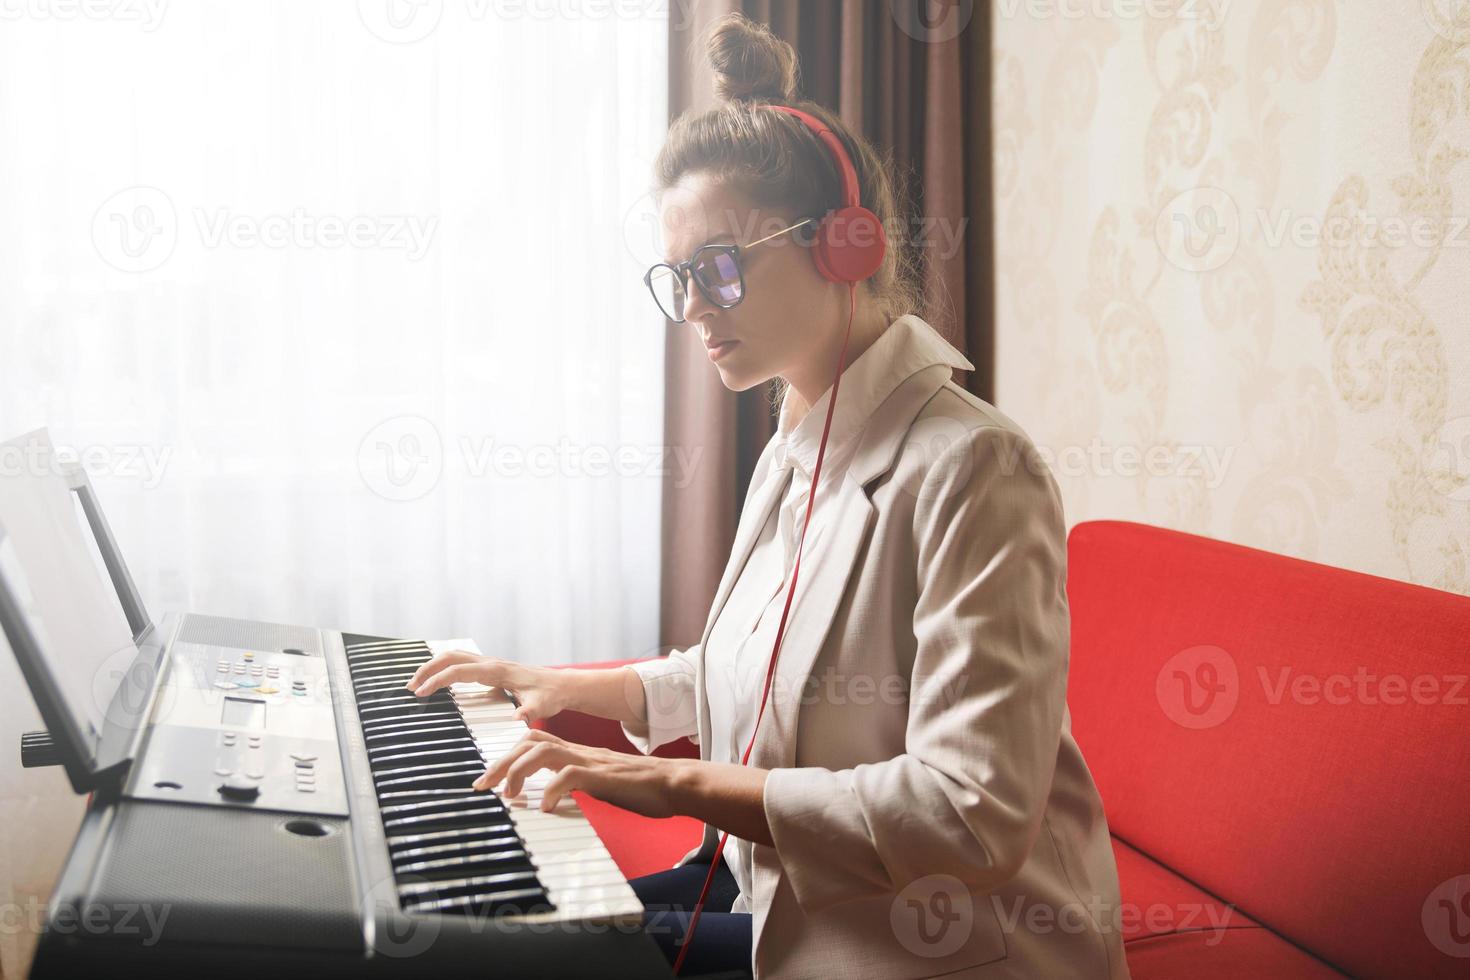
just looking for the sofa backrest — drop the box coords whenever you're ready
[1065,520,1470,980]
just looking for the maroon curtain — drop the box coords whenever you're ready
[660,0,989,651]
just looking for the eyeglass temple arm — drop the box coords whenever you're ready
[743,218,815,250]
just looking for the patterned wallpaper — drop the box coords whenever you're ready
[993,0,1470,595]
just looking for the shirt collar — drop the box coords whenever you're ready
[772,313,974,477]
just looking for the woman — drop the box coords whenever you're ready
[409,14,1129,980]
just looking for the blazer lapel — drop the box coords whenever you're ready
[693,365,963,766]
[748,364,961,769]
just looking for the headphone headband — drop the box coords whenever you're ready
[755,102,885,285]
[758,104,862,211]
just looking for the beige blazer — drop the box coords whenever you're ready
[636,362,1130,979]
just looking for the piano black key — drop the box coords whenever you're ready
[350,665,422,681]
[354,678,435,695]
[401,887,552,917]
[360,715,464,733]
[350,663,430,678]
[397,871,543,902]
[347,640,431,654]
[377,786,488,802]
[354,693,440,709]
[364,724,465,745]
[367,735,475,755]
[370,747,482,768]
[360,714,464,734]
[349,648,431,661]
[392,833,522,860]
[346,637,564,919]
[349,653,430,666]
[357,701,458,718]
[395,850,534,880]
[373,763,484,785]
[380,793,503,818]
[388,825,517,850]
[382,804,513,835]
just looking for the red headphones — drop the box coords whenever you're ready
[761,104,888,283]
[673,102,885,976]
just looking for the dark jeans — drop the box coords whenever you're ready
[631,860,753,978]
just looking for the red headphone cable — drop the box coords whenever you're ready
[670,279,858,975]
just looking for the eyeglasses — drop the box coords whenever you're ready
[643,218,814,323]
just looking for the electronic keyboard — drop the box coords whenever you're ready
[19,616,670,978]
[0,430,671,976]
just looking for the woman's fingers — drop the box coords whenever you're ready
[472,734,662,816]
[511,689,555,723]
[411,658,479,696]
[473,730,558,791]
[540,764,590,812]
[404,649,480,691]
[497,741,573,798]
[412,660,498,697]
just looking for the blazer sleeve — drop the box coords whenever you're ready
[762,424,1070,914]
[621,645,701,754]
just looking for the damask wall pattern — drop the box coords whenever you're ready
[993,0,1470,594]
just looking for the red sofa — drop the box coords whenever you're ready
[539,520,1470,978]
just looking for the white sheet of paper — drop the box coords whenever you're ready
[0,429,137,745]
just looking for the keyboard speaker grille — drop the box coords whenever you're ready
[84,800,362,951]
[175,614,323,655]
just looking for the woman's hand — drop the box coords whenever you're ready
[474,728,688,817]
[405,651,567,723]
[474,730,775,845]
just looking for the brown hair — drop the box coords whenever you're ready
[655,13,925,336]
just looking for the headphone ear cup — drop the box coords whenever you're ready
[810,224,839,282]
[812,205,887,283]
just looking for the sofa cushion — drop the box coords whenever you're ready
[1110,835,1346,977]
[1066,520,1470,979]
[1110,835,1247,943]
[1124,928,1350,980]
[575,792,704,880]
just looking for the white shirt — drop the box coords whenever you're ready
[626,313,976,912]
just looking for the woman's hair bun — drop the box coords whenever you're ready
[705,13,798,104]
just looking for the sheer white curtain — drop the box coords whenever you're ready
[0,2,668,972]
[0,1,669,659]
